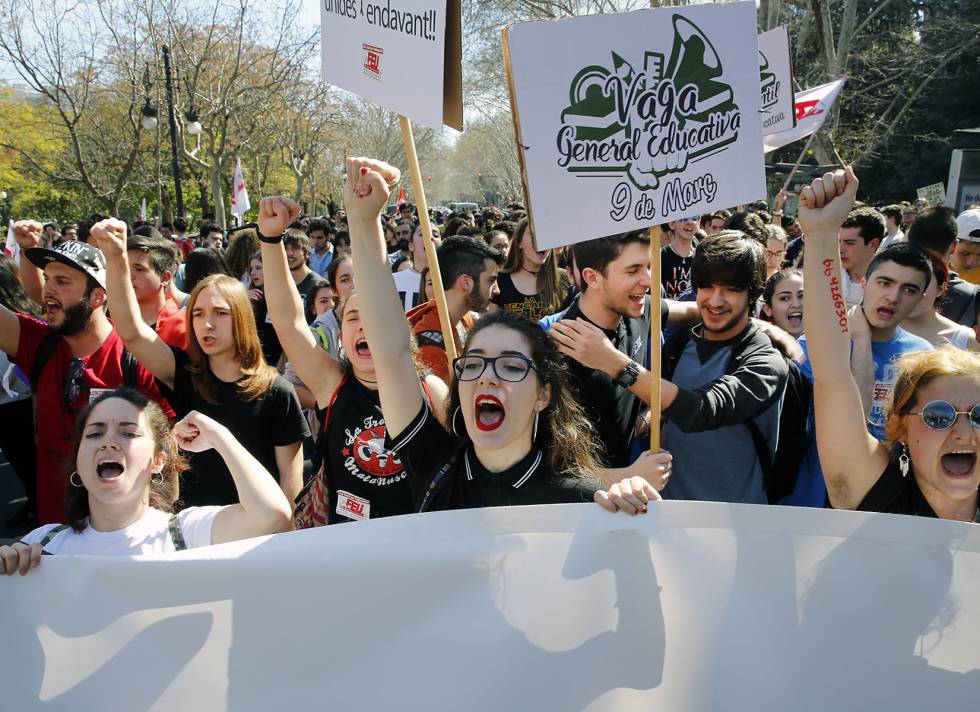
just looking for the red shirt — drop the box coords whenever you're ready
[155,297,187,349]
[14,314,174,524]
[405,300,473,385]
[174,235,195,259]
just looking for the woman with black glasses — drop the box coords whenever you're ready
[311,156,659,515]
[800,166,979,521]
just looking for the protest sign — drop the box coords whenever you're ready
[916,182,946,205]
[763,78,846,153]
[3,502,979,710]
[758,26,795,135]
[503,1,765,251]
[320,0,462,130]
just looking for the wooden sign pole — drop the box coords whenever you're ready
[649,226,662,452]
[399,115,458,366]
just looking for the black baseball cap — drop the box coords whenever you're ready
[26,240,107,289]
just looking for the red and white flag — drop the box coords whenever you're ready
[763,78,846,153]
[4,220,18,262]
[231,157,251,220]
[397,186,407,205]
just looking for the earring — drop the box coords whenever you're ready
[531,411,540,444]
[69,471,84,488]
[897,442,910,478]
[151,472,164,485]
[451,406,464,438]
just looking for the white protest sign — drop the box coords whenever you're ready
[916,182,946,205]
[3,503,979,710]
[320,0,462,130]
[763,78,846,152]
[504,2,766,250]
[758,26,795,135]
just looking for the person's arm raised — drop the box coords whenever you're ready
[89,219,176,389]
[798,168,888,509]
[257,196,342,408]
[345,157,424,438]
[12,221,43,304]
[174,411,293,544]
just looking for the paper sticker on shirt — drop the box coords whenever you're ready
[337,490,370,521]
[89,388,112,403]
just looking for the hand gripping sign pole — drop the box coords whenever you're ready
[649,226,662,451]
[399,116,458,366]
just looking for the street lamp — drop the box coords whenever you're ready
[185,108,202,136]
[140,66,158,131]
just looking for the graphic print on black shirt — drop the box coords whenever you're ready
[317,378,414,523]
[661,244,693,300]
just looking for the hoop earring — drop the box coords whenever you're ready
[897,442,910,478]
[531,410,539,444]
[451,406,464,438]
[151,472,164,485]
[69,471,83,488]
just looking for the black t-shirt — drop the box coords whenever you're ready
[492,271,571,323]
[387,403,601,512]
[859,456,980,522]
[252,297,283,367]
[557,295,665,468]
[315,377,416,523]
[296,271,328,308]
[160,347,310,506]
[661,244,693,300]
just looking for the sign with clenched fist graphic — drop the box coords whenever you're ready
[503,1,766,250]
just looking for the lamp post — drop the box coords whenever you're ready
[140,66,158,131]
[161,45,184,219]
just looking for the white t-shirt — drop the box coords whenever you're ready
[392,268,423,312]
[841,269,865,306]
[20,506,222,555]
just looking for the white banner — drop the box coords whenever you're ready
[320,0,457,129]
[763,78,846,152]
[917,182,946,205]
[231,157,251,219]
[504,2,766,251]
[3,502,979,710]
[4,219,18,262]
[758,26,795,135]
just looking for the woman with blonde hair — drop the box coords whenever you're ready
[800,167,978,521]
[90,219,310,507]
[0,388,292,573]
[491,218,571,322]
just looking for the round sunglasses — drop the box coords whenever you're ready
[909,401,980,431]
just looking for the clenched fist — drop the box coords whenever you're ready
[258,197,302,238]
[88,218,129,258]
[11,220,43,250]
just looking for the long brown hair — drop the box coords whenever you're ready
[185,274,277,404]
[66,389,187,532]
[504,218,568,315]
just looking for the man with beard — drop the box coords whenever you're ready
[406,235,503,384]
[0,221,172,524]
[659,231,789,504]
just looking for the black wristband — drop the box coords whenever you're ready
[257,230,283,244]
[613,360,640,388]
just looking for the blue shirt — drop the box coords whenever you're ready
[309,247,334,278]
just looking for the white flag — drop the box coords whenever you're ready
[231,158,251,219]
[763,78,846,152]
[4,219,18,263]
[140,198,147,222]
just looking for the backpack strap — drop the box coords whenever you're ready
[319,376,348,435]
[29,333,62,395]
[120,348,139,389]
[168,513,187,551]
[37,523,70,548]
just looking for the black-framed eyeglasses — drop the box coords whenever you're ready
[63,358,89,410]
[453,354,540,383]
[909,401,980,431]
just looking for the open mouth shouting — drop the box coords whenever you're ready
[940,449,977,479]
[44,298,63,320]
[353,339,372,358]
[474,394,505,432]
[96,458,125,482]
[875,305,896,322]
[200,334,218,348]
[786,311,803,330]
[627,292,646,312]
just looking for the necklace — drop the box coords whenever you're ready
[521,267,539,277]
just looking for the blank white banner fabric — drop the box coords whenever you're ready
[3,502,979,711]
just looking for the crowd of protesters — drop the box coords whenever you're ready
[1,160,979,574]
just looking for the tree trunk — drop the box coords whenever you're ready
[210,165,226,229]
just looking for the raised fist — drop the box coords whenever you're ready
[258,196,302,238]
[343,157,401,223]
[797,167,859,237]
[11,220,42,250]
[88,218,129,258]
[174,410,228,453]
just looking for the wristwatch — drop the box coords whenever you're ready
[257,229,283,244]
[613,360,640,388]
